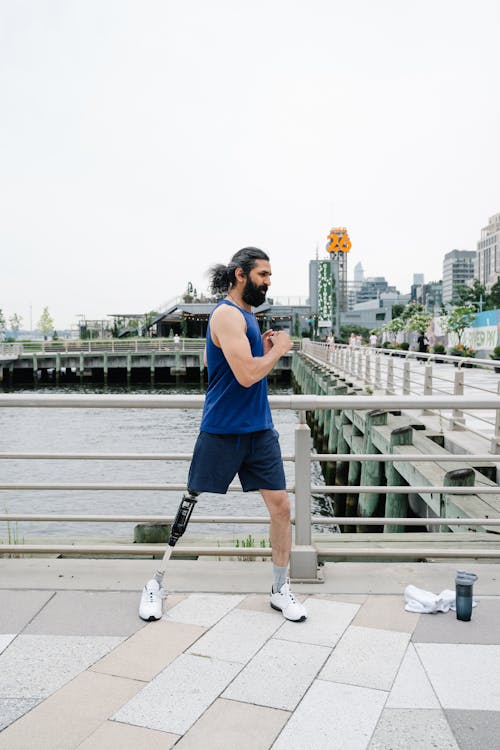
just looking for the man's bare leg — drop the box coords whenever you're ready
[260,489,291,567]
[261,488,307,621]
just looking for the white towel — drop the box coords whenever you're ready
[404,584,476,614]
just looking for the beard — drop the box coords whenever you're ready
[242,276,267,307]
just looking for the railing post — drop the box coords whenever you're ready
[450,366,465,430]
[364,351,372,386]
[403,359,411,395]
[491,381,500,454]
[375,353,382,390]
[386,355,395,395]
[290,415,318,581]
[357,349,363,380]
[422,362,433,415]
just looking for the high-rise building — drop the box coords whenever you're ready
[413,273,424,286]
[356,277,396,304]
[476,213,500,292]
[309,256,348,326]
[422,281,443,313]
[354,262,364,285]
[442,250,476,304]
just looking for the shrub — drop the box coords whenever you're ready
[432,343,446,354]
[398,342,410,351]
[490,346,500,360]
[449,344,476,358]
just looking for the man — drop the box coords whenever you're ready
[188,247,307,622]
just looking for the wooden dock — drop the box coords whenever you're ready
[292,351,500,548]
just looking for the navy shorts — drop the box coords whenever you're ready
[187,429,286,494]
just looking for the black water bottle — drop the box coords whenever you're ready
[455,571,478,621]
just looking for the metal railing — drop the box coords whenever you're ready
[302,340,500,450]
[0,393,499,579]
[0,343,23,357]
[9,338,204,354]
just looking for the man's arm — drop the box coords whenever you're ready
[210,305,292,388]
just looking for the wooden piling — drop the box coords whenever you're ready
[357,409,388,531]
[345,425,363,532]
[384,425,413,532]
[441,468,475,531]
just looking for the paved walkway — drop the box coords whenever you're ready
[1,559,499,749]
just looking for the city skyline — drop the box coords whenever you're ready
[1,1,499,330]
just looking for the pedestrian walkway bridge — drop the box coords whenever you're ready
[1,559,499,748]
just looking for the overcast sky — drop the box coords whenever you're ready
[1,0,499,330]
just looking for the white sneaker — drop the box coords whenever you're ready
[139,579,164,621]
[270,581,307,622]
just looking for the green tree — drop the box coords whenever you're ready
[391,303,405,319]
[0,309,6,337]
[38,307,54,339]
[382,316,405,344]
[9,313,23,336]
[487,277,500,310]
[405,311,433,335]
[441,306,476,345]
[453,280,487,311]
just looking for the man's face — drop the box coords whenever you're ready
[242,260,272,307]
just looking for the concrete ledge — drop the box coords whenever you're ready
[1,558,499,594]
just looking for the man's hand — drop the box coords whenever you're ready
[262,329,275,355]
[268,331,293,355]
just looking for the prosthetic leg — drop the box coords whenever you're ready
[138,491,199,621]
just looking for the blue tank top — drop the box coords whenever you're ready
[200,300,273,434]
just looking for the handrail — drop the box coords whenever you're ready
[0,394,498,409]
[1,392,499,576]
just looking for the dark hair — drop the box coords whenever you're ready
[208,247,269,294]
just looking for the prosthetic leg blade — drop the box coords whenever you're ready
[138,492,198,621]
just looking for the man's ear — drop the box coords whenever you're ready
[234,267,246,285]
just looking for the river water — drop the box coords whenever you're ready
[0,383,330,544]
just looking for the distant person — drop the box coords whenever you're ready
[369,332,378,347]
[349,333,356,348]
[355,334,362,348]
[417,333,428,353]
[173,333,180,350]
[417,333,429,362]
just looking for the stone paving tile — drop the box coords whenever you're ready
[112,653,242,735]
[92,619,206,682]
[386,644,439,709]
[0,590,54,633]
[187,608,282,664]
[275,597,359,647]
[315,593,368,605]
[0,634,15,654]
[223,638,331,711]
[0,634,124,702]
[24,591,145,637]
[415,643,500,710]
[0,670,143,750]
[368,708,459,749]
[237,593,273,613]
[175,698,290,750]
[78,720,180,749]
[272,679,387,750]
[320,625,410,691]
[165,593,245,627]
[412,599,500,644]
[353,595,420,633]
[445,709,500,750]
[0,698,39,732]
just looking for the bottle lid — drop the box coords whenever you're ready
[456,570,478,585]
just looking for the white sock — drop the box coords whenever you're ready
[273,565,288,593]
